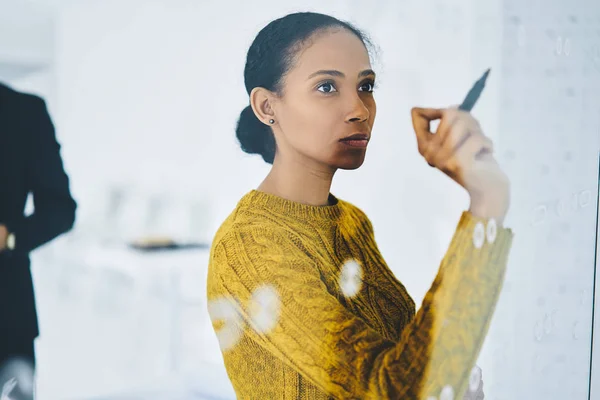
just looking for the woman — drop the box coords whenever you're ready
[207,11,512,400]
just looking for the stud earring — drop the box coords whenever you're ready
[269,119,275,124]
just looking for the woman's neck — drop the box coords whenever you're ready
[257,157,335,207]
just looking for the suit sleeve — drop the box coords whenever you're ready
[209,212,513,399]
[8,96,77,253]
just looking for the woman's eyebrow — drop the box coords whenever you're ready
[307,69,376,79]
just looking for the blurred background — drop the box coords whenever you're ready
[0,0,598,399]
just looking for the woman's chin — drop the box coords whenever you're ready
[336,154,367,170]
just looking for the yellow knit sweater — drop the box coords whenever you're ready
[207,190,513,399]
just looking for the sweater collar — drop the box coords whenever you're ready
[239,190,343,222]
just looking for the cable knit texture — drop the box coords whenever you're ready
[207,190,514,399]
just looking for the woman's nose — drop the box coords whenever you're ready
[346,97,369,122]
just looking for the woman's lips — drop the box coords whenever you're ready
[340,139,369,148]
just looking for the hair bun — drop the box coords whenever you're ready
[235,105,276,164]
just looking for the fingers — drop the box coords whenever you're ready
[410,107,443,156]
[411,107,444,123]
[434,107,461,141]
[430,105,461,148]
[426,117,470,166]
[439,132,493,188]
[434,116,483,167]
[411,106,494,186]
[416,106,489,157]
[422,108,460,166]
[452,133,494,172]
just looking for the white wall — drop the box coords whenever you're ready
[4,0,599,399]
[0,0,54,72]
[496,1,600,398]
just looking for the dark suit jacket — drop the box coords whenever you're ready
[0,82,77,344]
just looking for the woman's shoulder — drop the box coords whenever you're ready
[337,198,375,234]
[207,209,309,285]
[338,197,368,217]
[210,202,290,253]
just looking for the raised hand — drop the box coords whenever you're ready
[410,106,510,224]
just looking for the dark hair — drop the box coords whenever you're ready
[236,12,373,164]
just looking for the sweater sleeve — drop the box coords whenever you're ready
[208,211,513,399]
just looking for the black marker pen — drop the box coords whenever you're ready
[427,68,491,167]
[458,68,491,112]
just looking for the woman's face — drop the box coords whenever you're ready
[272,28,377,171]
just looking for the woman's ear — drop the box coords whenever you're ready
[250,87,276,125]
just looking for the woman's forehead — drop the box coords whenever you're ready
[290,30,372,78]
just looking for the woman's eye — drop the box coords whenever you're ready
[317,82,337,93]
[359,82,375,92]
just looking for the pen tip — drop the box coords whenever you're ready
[483,68,491,79]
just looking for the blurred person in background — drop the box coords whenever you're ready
[0,82,77,399]
[207,11,508,400]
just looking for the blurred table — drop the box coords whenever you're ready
[84,243,213,372]
[32,241,230,400]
